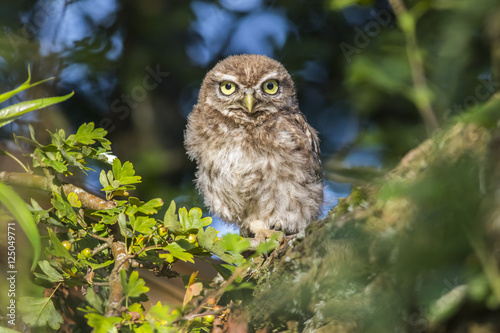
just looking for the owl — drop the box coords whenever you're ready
[185,54,323,243]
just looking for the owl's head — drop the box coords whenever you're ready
[199,54,298,122]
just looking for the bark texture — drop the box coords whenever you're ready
[214,118,500,333]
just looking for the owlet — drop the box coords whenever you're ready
[185,54,323,242]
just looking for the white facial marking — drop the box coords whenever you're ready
[214,72,240,84]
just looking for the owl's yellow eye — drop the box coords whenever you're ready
[220,81,236,95]
[262,79,279,95]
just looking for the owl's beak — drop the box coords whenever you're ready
[243,93,256,113]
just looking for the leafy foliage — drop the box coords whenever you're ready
[0,68,76,272]
[0,66,73,128]
[2,116,276,330]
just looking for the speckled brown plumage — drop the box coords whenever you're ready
[185,54,323,241]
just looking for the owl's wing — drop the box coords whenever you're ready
[292,113,323,180]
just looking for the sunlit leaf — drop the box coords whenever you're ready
[219,233,250,254]
[0,92,74,128]
[67,192,82,208]
[179,207,212,230]
[0,66,53,104]
[121,270,150,298]
[163,242,194,263]
[85,313,120,333]
[197,226,218,251]
[164,200,181,232]
[130,215,156,235]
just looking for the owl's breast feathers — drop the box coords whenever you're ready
[185,106,323,234]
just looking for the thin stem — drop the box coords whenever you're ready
[131,244,163,258]
[36,283,62,324]
[388,0,439,132]
[2,150,30,173]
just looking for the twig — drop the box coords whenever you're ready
[92,242,110,255]
[180,306,230,322]
[130,244,163,258]
[187,264,248,318]
[388,0,439,132]
[2,150,30,172]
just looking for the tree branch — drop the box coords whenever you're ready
[0,171,116,210]
[105,240,129,317]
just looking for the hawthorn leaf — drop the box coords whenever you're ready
[197,227,218,251]
[38,260,64,282]
[164,200,181,232]
[121,270,150,298]
[130,215,156,235]
[19,297,64,329]
[85,313,120,333]
[48,229,75,263]
[163,242,194,263]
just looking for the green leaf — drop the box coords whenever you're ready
[147,301,171,322]
[99,169,110,188]
[0,66,53,104]
[130,215,156,235]
[38,260,64,282]
[35,148,67,173]
[85,313,120,333]
[224,281,255,291]
[113,159,142,185]
[255,232,281,255]
[129,303,144,315]
[127,197,163,216]
[48,229,76,263]
[219,233,250,254]
[51,192,78,226]
[0,182,41,270]
[179,207,212,230]
[136,322,154,333]
[163,242,195,263]
[19,296,64,329]
[329,0,364,10]
[118,212,133,238]
[67,192,82,208]
[164,200,181,232]
[197,227,218,251]
[85,287,104,314]
[81,258,114,270]
[121,270,150,298]
[67,122,108,145]
[0,92,74,128]
[138,198,164,215]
